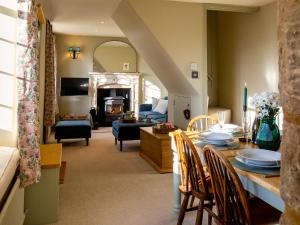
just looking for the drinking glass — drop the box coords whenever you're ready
[218,111,225,128]
[242,112,251,146]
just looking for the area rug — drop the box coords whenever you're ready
[60,161,67,184]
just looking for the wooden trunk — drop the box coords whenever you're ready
[140,127,172,173]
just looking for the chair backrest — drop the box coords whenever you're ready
[187,115,218,132]
[203,145,252,225]
[173,129,189,188]
[180,131,210,194]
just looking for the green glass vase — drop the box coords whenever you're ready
[256,117,281,150]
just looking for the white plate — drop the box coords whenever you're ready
[210,124,240,130]
[237,149,281,166]
[204,132,233,141]
[203,139,234,146]
[235,156,280,168]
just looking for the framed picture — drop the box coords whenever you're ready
[123,63,130,71]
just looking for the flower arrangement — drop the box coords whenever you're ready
[250,92,280,119]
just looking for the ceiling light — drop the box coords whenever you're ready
[100,21,105,24]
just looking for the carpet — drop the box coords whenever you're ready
[48,128,206,225]
[59,161,66,184]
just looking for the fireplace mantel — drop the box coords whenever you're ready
[89,72,142,113]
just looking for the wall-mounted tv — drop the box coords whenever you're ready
[60,77,89,96]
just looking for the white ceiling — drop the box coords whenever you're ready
[42,0,276,37]
[169,0,275,6]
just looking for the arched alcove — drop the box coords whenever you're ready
[93,41,137,73]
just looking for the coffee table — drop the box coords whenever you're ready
[112,120,153,151]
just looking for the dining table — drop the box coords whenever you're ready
[170,131,284,214]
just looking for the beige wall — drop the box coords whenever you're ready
[129,0,207,96]
[56,34,166,115]
[56,34,129,115]
[94,43,137,72]
[207,11,218,107]
[137,57,168,100]
[114,0,208,126]
[217,2,278,124]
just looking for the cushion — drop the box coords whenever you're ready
[60,114,88,121]
[56,120,91,128]
[153,99,168,114]
[152,97,159,110]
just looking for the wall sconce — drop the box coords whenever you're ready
[67,47,80,59]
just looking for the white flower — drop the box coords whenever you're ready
[250,92,280,118]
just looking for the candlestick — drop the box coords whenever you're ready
[243,82,247,112]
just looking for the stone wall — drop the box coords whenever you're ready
[278,0,300,224]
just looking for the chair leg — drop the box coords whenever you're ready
[86,138,89,146]
[120,140,123,151]
[207,200,213,225]
[177,193,190,225]
[115,138,117,145]
[189,195,195,207]
[195,200,204,225]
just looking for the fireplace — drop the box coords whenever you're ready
[89,73,140,126]
[104,97,124,122]
[97,88,131,126]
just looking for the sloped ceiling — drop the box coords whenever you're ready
[42,0,276,37]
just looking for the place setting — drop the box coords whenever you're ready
[193,131,240,150]
[230,148,281,176]
[192,112,242,150]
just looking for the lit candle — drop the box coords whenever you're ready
[243,82,247,112]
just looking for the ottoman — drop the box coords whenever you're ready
[55,120,91,146]
[112,121,153,151]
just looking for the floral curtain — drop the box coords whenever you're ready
[44,20,57,126]
[17,0,41,187]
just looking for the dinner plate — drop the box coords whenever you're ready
[202,139,235,146]
[235,156,281,168]
[237,149,281,166]
[210,124,240,130]
[203,132,233,141]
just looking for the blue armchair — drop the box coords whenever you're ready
[139,103,168,123]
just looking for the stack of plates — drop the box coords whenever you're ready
[235,149,281,168]
[209,124,243,137]
[202,132,235,146]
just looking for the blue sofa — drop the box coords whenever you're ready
[139,104,168,123]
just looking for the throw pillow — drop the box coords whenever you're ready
[153,99,168,114]
[152,97,159,110]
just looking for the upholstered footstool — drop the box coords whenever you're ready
[112,121,153,151]
[55,120,91,145]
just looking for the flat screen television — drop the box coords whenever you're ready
[60,77,89,96]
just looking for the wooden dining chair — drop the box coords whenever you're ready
[203,145,281,225]
[173,129,196,225]
[187,115,218,132]
[174,130,214,225]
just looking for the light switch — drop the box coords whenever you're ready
[190,63,198,71]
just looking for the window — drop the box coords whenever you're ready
[143,80,161,103]
[0,1,17,145]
